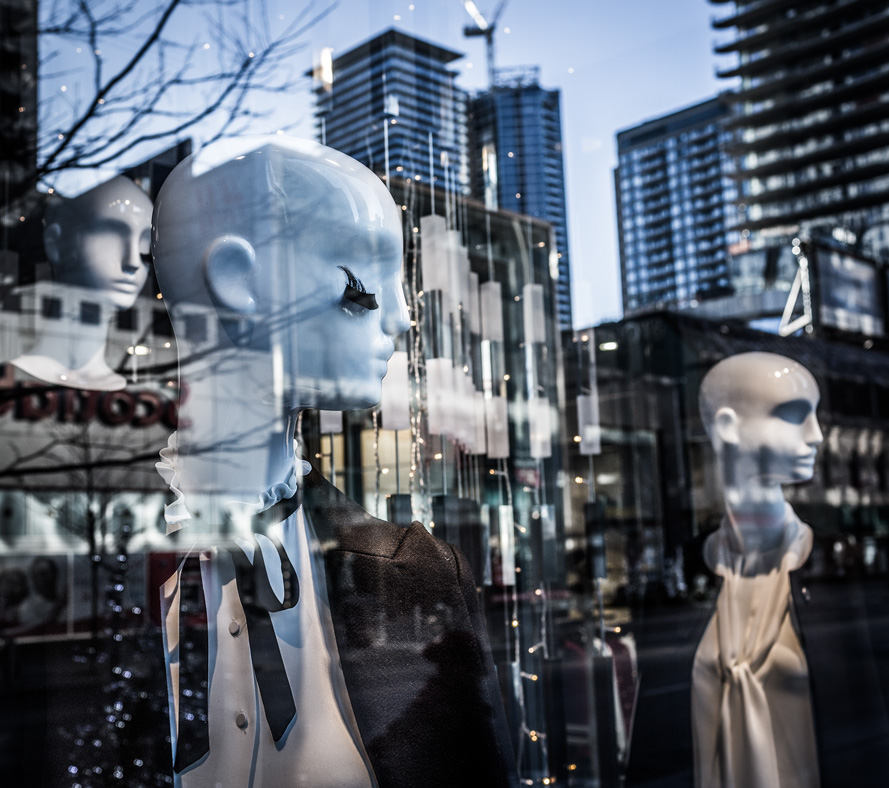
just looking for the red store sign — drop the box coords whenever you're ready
[0,377,182,430]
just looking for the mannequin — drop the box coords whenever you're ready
[151,137,516,788]
[626,353,889,787]
[693,352,821,788]
[11,176,153,390]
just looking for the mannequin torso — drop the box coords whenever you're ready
[161,495,375,788]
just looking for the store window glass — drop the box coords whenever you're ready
[4,2,889,787]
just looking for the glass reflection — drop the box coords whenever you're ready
[151,136,409,507]
[11,176,152,391]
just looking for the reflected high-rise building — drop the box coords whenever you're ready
[0,0,37,208]
[309,29,469,194]
[711,0,889,254]
[615,97,738,315]
[470,68,573,330]
[1,0,39,282]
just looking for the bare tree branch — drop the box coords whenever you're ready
[40,0,186,176]
[4,0,336,206]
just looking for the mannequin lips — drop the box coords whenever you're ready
[377,338,395,362]
[374,353,393,374]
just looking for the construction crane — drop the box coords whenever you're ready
[461,0,510,88]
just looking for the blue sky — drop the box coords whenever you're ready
[294,0,732,326]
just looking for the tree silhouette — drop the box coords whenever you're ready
[5,0,335,211]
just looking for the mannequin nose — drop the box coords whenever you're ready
[804,413,823,446]
[382,280,410,338]
[122,236,141,274]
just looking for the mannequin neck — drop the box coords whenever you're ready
[13,320,121,390]
[721,470,789,559]
[172,348,299,508]
[13,284,123,388]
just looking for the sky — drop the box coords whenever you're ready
[289,0,731,327]
[40,0,731,327]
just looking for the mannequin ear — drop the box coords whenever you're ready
[44,223,62,265]
[203,236,257,315]
[713,406,740,447]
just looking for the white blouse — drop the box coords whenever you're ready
[159,443,376,788]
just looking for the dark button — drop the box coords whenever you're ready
[235,712,249,729]
[229,620,241,637]
[801,586,811,603]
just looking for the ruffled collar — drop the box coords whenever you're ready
[156,431,311,535]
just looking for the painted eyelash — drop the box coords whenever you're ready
[338,265,379,311]
[339,265,365,293]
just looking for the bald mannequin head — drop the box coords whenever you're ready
[44,175,152,309]
[699,352,823,485]
[151,136,409,411]
[10,176,152,390]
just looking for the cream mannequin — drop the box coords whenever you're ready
[12,176,153,390]
[694,352,823,788]
[699,351,823,567]
[628,354,889,786]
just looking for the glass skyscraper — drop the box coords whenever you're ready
[470,68,573,329]
[310,28,469,194]
[615,96,738,315]
[711,0,889,251]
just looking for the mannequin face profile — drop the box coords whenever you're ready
[700,352,823,486]
[152,136,410,413]
[276,220,408,409]
[44,175,152,309]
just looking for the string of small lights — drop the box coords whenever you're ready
[379,130,560,783]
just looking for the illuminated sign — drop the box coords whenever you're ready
[814,248,885,337]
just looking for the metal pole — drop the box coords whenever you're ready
[395,430,401,496]
[429,132,435,215]
[441,438,448,494]
[589,453,607,648]
[384,120,390,190]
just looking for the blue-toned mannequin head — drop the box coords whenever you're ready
[152,136,409,411]
[151,136,409,501]
[45,175,152,310]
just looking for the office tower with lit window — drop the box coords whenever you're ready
[470,67,573,329]
[711,0,889,251]
[309,29,469,193]
[615,97,737,315]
